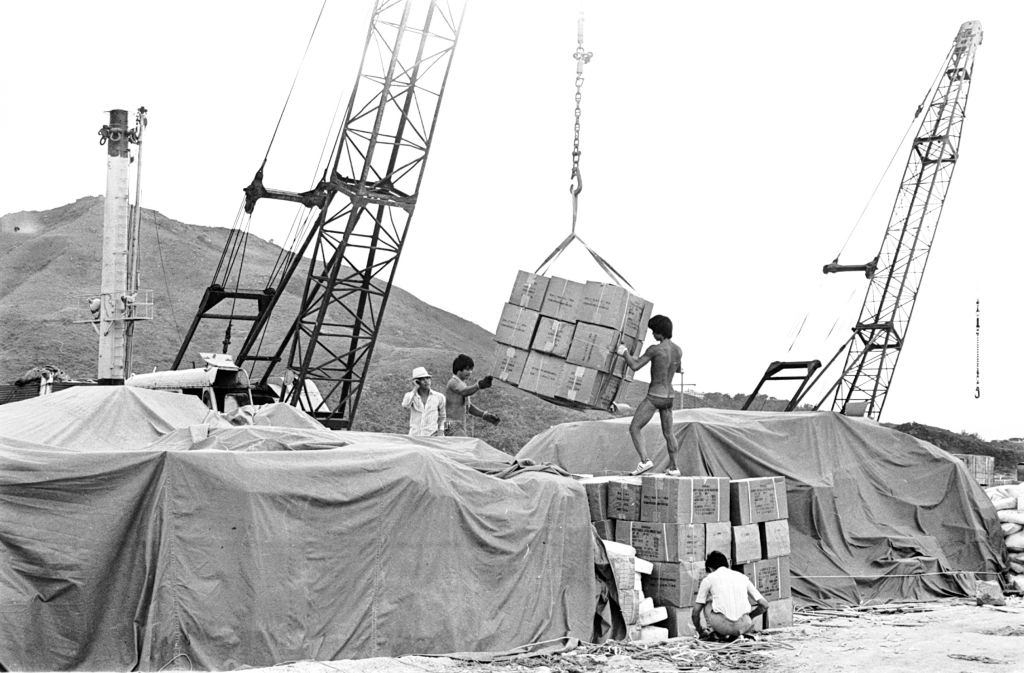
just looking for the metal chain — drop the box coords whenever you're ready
[570,13,592,232]
[975,299,981,398]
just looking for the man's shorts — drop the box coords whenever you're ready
[703,604,754,637]
[646,395,674,411]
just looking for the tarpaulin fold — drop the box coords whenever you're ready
[0,387,597,671]
[517,408,1006,607]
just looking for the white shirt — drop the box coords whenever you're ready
[695,567,765,621]
[401,389,446,436]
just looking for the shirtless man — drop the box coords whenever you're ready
[616,314,682,475]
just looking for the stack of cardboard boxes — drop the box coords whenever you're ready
[601,540,669,642]
[579,474,794,637]
[618,476,732,638]
[730,476,794,630]
[492,271,653,410]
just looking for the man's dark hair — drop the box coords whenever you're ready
[452,354,475,374]
[705,551,729,572]
[648,314,673,339]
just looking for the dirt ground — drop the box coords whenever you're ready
[253,597,1024,673]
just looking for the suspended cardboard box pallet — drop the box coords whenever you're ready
[491,269,652,412]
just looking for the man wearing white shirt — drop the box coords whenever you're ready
[401,366,446,437]
[691,551,769,640]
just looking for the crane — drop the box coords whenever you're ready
[743,20,983,420]
[171,0,465,429]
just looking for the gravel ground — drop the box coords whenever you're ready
[247,596,1024,673]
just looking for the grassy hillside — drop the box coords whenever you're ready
[8,197,969,457]
[0,197,613,452]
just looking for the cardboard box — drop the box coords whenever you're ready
[578,281,654,340]
[644,561,705,608]
[579,476,615,521]
[593,519,615,540]
[663,606,698,638]
[508,270,549,312]
[618,588,642,624]
[607,477,643,520]
[640,606,668,626]
[555,363,624,409]
[494,303,539,351]
[491,344,529,386]
[730,477,788,525]
[705,521,732,560]
[759,519,791,559]
[518,351,561,398]
[531,317,575,358]
[639,625,669,642]
[640,476,730,523]
[617,522,705,562]
[738,556,791,601]
[766,598,794,628]
[539,276,586,322]
[732,524,762,564]
[566,322,636,374]
[952,453,996,486]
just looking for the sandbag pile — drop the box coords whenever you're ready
[492,271,653,411]
[602,540,670,642]
[985,483,1024,592]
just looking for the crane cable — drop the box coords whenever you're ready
[535,13,635,292]
[785,43,955,355]
[833,43,955,261]
[262,0,328,165]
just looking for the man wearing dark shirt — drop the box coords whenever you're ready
[444,354,500,436]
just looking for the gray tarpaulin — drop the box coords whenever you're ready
[517,408,1007,607]
[0,387,597,671]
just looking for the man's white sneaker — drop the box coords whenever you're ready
[665,468,681,477]
[630,460,654,476]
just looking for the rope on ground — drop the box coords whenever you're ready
[475,636,792,671]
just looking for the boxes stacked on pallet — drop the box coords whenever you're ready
[492,270,654,411]
[606,475,732,638]
[730,476,793,629]
[952,453,996,486]
[602,540,670,642]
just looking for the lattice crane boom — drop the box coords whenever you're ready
[172,0,464,429]
[744,20,982,420]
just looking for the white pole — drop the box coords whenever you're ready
[97,110,131,383]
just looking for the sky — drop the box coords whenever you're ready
[2,1,1022,440]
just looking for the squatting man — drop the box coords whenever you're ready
[617,314,682,476]
[692,551,769,640]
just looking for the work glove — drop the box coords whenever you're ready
[482,412,500,425]
[616,344,629,356]
[478,375,493,390]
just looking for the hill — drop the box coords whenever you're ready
[889,422,1024,475]
[9,197,998,458]
[0,197,619,451]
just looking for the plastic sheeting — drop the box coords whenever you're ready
[517,408,1007,607]
[0,387,597,671]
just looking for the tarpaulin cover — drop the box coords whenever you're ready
[517,408,1007,607]
[0,387,597,671]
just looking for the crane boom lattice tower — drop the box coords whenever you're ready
[172,0,464,429]
[744,20,982,420]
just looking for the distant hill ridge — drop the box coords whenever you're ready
[3,198,1020,460]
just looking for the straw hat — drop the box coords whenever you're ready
[411,366,431,380]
